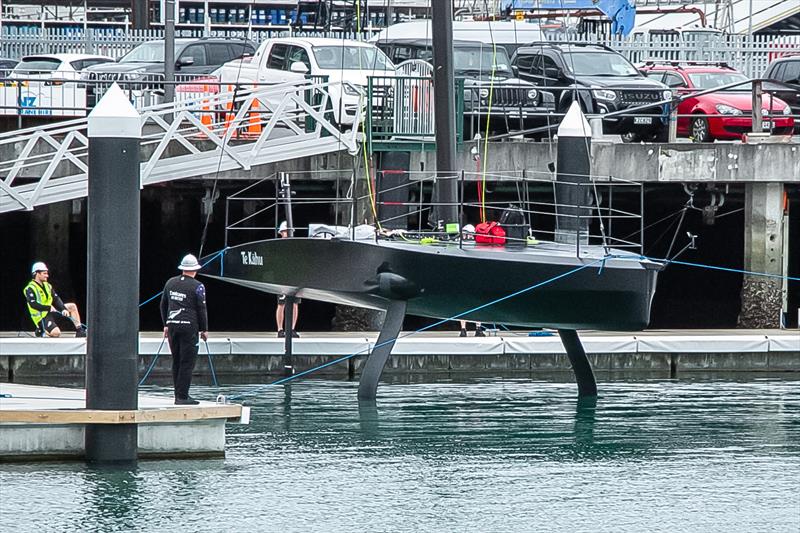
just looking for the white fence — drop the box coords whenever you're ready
[3,27,799,76]
[0,27,377,60]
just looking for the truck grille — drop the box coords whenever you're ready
[491,86,532,106]
[620,90,661,106]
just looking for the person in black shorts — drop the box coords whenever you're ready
[275,221,300,338]
[160,254,208,405]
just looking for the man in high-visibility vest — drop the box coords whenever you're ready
[23,261,86,338]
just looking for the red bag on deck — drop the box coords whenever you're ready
[475,221,506,245]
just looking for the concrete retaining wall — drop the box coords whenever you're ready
[2,351,798,383]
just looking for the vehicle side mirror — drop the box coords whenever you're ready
[176,57,194,68]
[289,61,309,74]
[511,65,519,76]
[544,67,560,79]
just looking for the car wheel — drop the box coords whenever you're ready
[691,116,711,142]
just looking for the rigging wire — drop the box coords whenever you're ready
[197,0,257,257]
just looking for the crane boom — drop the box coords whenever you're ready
[501,0,637,36]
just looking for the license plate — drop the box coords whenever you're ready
[761,121,772,130]
[634,117,652,125]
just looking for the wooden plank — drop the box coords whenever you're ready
[0,405,242,425]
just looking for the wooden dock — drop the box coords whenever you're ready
[0,383,249,462]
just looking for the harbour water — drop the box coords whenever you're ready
[1,376,798,532]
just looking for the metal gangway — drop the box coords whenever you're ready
[0,79,360,213]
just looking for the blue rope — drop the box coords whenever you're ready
[205,339,219,387]
[138,336,166,387]
[138,249,227,308]
[226,257,607,400]
[651,256,800,282]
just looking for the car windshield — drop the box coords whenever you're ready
[454,47,513,76]
[414,45,513,76]
[312,46,394,70]
[120,41,183,63]
[687,72,749,91]
[13,58,61,72]
[563,51,639,76]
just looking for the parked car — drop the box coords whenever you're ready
[83,37,255,101]
[371,20,546,57]
[9,53,114,81]
[512,42,671,141]
[0,58,18,76]
[763,55,800,133]
[215,37,396,126]
[641,61,794,141]
[376,38,555,137]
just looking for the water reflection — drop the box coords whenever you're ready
[81,466,142,531]
[1,377,798,533]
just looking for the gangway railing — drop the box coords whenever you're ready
[0,79,360,213]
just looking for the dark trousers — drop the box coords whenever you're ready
[167,328,198,399]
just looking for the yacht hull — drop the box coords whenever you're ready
[205,238,661,331]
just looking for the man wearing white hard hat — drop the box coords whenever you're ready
[23,261,86,338]
[275,221,300,338]
[159,254,209,405]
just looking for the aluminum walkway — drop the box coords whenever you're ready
[0,80,359,213]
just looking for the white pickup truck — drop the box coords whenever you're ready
[215,37,396,126]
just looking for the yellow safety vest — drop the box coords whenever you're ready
[24,280,53,326]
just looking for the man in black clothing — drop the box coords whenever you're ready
[160,254,208,405]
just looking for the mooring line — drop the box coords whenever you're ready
[137,248,227,308]
[225,257,608,401]
[138,336,166,387]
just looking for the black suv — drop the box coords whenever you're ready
[764,55,800,132]
[377,38,555,137]
[83,37,255,101]
[512,43,671,141]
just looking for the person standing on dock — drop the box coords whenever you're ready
[275,221,300,338]
[24,261,86,338]
[160,254,208,405]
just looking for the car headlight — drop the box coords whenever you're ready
[715,104,743,116]
[592,89,616,101]
[527,88,538,100]
[123,69,145,81]
[342,82,362,96]
[662,89,672,100]
[479,88,489,98]
[783,106,792,116]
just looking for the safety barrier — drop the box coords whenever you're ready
[223,169,645,258]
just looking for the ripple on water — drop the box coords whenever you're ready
[1,378,798,533]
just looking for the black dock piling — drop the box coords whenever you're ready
[555,102,592,245]
[85,83,142,463]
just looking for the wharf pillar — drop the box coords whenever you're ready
[431,0,458,228]
[85,84,142,463]
[738,183,785,328]
[555,102,592,244]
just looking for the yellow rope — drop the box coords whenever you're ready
[356,0,381,230]
[480,37,497,223]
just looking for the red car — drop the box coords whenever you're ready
[640,62,794,141]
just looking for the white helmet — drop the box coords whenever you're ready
[31,261,48,274]
[278,220,288,233]
[178,254,202,271]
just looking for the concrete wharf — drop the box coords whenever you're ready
[2,330,797,381]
